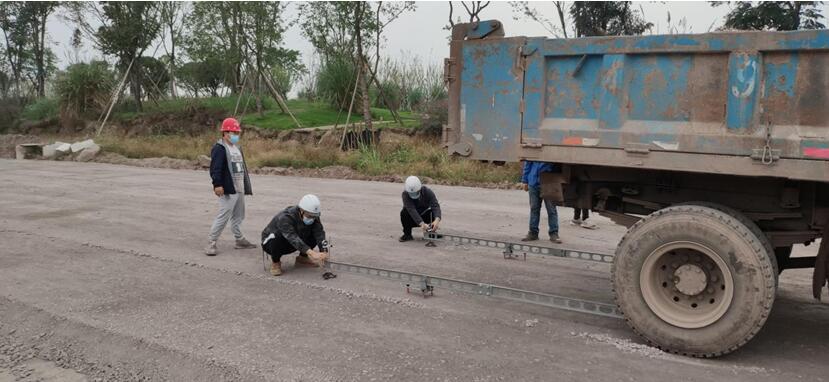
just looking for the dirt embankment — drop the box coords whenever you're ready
[4,106,520,190]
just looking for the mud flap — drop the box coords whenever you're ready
[814,224,829,300]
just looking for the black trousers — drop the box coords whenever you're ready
[573,208,589,221]
[262,231,317,263]
[400,208,433,235]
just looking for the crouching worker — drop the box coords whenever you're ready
[399,176,442,242]
[261,194,329,276]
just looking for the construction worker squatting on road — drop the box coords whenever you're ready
[399,176,442,242]
[261,194,330,276]
[205,117,257,256]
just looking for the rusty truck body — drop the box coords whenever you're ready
[444,20,829,357]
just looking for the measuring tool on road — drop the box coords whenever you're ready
[423,232,615,263]
[324,260,621,319]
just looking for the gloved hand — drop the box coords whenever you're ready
[308,249,329,265]
[430,219,440,232]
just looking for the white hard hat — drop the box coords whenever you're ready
[298,194,321,216]
[404,176,422,193]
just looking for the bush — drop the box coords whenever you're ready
[55,61,117,120]
[316,54,360,110]
[21,98,59,121]
[418,98,448,136]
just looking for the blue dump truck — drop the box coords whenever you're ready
[444,20,829,357]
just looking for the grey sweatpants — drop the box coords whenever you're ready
[208,193,245,241]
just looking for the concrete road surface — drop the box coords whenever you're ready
[0,159,827,381]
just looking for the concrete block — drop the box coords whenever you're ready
[42,141,69,159]
[75,144,101,162]
[15,144,43,160]
[55,143,72,154]
[70,139,96,153]
[197,154,211,168]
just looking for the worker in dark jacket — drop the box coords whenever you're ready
[261,194,329,276]
[521,160,561,243]
[399,176,442,242]
[205,117,257,256]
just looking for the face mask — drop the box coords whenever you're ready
[408,192,420,199]
[302,216,315,225]
[229,134,240,145]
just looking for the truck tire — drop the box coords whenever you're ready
[612,204,776,357]
[677,201,779,280]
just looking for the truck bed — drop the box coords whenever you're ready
[446,21,829,182]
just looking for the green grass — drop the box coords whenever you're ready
[111,96,419,130]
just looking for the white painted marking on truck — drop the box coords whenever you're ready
[731,60,756,99]
[653,141,679,150]
[472,134,483,141]
[461,104,466,132]
[582,138,599,146]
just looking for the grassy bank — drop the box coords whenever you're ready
[112,97,420,130]
[95,133,521,185]
[19,96,421,131]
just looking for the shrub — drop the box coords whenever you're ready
[55,61,117,120]
[316,54,360,110]
[21,98,59,121]
[418,98,448,137]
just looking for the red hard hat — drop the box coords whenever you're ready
[221,117,241,132]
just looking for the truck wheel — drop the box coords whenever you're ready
[677,201,778,280]
[612,205,776,357]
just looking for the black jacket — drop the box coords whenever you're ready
[209,143,252,195]
[402,186,441,225]
[262,206,326,254]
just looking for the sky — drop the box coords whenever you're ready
[42,1,829,88]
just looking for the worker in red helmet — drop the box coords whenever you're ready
[205,117,257,256]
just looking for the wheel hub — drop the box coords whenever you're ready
[640,242,735,329]
[674,264,707,296]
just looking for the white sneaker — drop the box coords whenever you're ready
[205,241,218,256]
[570,219,582,226]
[580,221,598,230]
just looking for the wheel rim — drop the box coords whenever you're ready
[640,241,734,329]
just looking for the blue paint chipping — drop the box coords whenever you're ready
[627,55,692,122]
[763,53,799,97]
[544,55,602,119]
[458,23,829,161]
[598,55,627,130]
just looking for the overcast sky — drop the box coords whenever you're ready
[45,1,829,76]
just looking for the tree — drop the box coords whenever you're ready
[183,2,244,93]
[447,1,491,28]
[713,1,825,31]
[159,1,185,98]
[139,56,170,102]
[0,2,32,101]
[178,59,228,98]
[95,1,162,112]
[299,2,414,133]
[570,2,652,37]
[22,2,57,97]
[510,1,569,38]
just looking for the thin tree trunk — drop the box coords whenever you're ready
[354,3,373,136]
[169,17,177,98]
[554,1,568,38]
[256,74,264,117]
[131,59,143,112]
[36,13,46,97]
